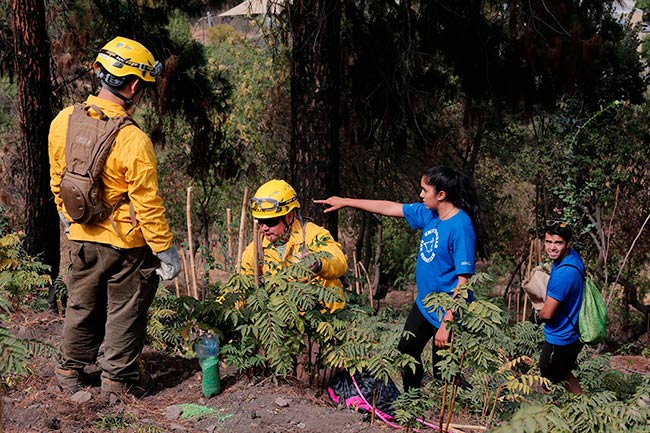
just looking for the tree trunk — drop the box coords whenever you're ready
[289,0,341,237]
[11,0,59,295]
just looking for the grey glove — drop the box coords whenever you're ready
[299,251,322,274]
[155,246,181,280]
[308,258,322,273]
[58,212,71,236]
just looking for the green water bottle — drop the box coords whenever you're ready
[195,333,221,397]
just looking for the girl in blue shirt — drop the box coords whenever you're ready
[315,166,490,390]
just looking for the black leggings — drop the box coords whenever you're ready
[397,303,443,391]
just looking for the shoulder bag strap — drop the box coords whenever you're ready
[555,263,585,339]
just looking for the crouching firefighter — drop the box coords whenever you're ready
[48,36,181,398]
[240,179,348,313]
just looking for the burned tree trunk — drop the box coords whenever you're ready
[288,0,341,237]
[11,0,59,305]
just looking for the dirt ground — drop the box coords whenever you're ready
[1,309,395,433]
[3,305,650,433]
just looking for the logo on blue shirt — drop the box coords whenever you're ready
[420,228,439,263]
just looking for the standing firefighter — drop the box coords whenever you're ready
[240,179,347,313]
[48,36,180,398]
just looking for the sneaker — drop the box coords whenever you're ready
[101,373,156,398]
[54,367,84,394]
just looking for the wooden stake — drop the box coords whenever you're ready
[186,187,198,300]
[226,208,233,269]
[521,239,535,322]
[522,292,529,323]
[516,284,521,322]
[527,239,534,272]
[358,261,374,310]
[253,220,260,287]
[352,251,360,295]
[174,278,180,298]
[371,220,382,297]
[235,187,249,271]
[179,248,190,297]
[507,286,512,312]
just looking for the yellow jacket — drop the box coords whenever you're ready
[241,219,347,312]
[48,95,173,253]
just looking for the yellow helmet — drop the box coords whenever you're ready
[93,36,162,85]
[250,179,300,219]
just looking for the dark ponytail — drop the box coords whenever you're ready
[423,166,491,259]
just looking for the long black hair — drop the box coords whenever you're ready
[423,166,491,260]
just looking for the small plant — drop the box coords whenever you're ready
[393,387,435,431]
[0,232,57,385]
[0,233,51,308]
[94,414,133,430]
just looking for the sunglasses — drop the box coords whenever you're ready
[546,220,568,228]
[257,217,283,228]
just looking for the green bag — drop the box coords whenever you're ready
[578,277,607,345]
[558,264,607,345]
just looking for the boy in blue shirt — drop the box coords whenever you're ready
[537,221,584,394]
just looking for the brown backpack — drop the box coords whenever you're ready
[60,103,133,225]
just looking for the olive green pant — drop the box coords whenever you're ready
[59,241,159,381]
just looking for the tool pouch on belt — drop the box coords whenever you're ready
[60,103,133,225]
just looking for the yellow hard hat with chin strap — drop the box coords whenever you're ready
[93,36,162,86]
[250,179,300,219]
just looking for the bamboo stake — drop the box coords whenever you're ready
[445,351,465,432]
[253,220,260,287]
[235,187,249,271]
[358,261,374,310]
[352,251,360,295]
[515,284,521,322]
[186,187,198,300]
[522,239,535,322]
[226,208,233,269]
[448,423,485,431]
[179,248,190,296]
[507,286,512,312]
[522,292,529,323]
[439,334,454,430]
[174,278,180,298]
[371,220,383,296]
[603,186,620,287]
[370,385,377,425]
[610,211,650,306]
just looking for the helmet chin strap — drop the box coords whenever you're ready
[100,75,144,109]
[275,213,294,245]
[104,85,135,108]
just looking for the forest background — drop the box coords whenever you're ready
[1,0,650,432]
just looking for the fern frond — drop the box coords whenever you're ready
[0,326,29,377]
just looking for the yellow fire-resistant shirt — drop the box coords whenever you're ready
[241,219,348,313]
[48,95,173,253]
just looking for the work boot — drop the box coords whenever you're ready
[101,372,156,399]
[54,367,84,394]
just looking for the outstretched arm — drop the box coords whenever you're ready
[314,196,404,217]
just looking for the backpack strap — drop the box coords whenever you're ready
[85,104,138,238]
[558,263,585,279]
[556,263,585,341]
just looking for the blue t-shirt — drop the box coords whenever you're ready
[544,248,585,345]
[402,203,476,327]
